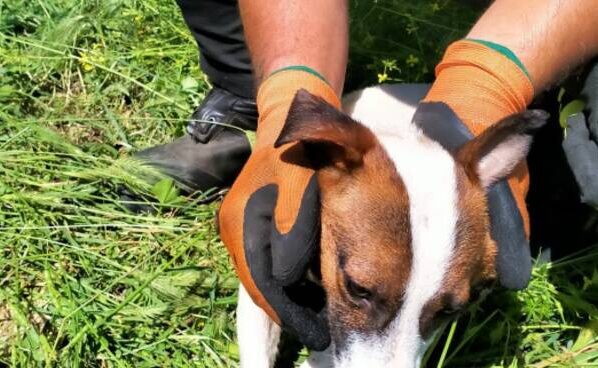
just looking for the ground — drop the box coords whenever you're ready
[1,0,598,367]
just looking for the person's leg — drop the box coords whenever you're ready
[177,0,255,100]
[133,0,258,199]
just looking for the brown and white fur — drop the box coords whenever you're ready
[236,84,547,368]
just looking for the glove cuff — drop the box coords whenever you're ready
[255,67,341,148]
[424,39,534,133]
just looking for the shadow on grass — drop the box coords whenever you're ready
[426,290,525,368]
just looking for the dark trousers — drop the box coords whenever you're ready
[177,0,255,99]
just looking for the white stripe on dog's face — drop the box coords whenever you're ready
[336,88,458,367]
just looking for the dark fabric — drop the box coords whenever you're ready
[412,102,532,290]
[563,62,598,207]
[526,89,592,261]
[243,179,330,351]
[563,113,598,206]
[176,0,255,99]
[581,62,598,141]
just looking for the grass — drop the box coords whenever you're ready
[1,0,597,367]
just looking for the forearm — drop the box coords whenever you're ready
[468,0,598,92]
[425,0,598,130]
[238,0,348,94]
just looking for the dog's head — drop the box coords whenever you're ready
[275,89,547,367]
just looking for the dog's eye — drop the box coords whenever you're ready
[439,303,463,317]
[471,280,494,301]
[345,277,372,301]
[439,306,459,316]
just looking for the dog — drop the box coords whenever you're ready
[235,84,547,368]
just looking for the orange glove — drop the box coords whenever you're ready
[218,68,340,350]
[425,39,534,231]
[414,39,535,289]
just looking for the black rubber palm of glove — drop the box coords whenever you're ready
[563,62,598,207]
[241,175,329,350]
[413,102,532,290]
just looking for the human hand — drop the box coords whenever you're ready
[218,68,340,351]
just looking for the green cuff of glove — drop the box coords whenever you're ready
[466,38,531,80]
[269,65,330,85]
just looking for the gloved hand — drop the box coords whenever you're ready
[418,39,537,289]
[218,68,340,351]
[563,62,598,207]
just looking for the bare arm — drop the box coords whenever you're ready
[468,0,598,92]
[238,0,348,94]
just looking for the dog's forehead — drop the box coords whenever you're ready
[376,128,459,313]
[335,87,465,366]
[352,92,460,297]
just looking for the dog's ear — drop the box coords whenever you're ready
[275,89,375,171]
[456,110,549,189]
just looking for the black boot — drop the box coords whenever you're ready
[134,87,257,195]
